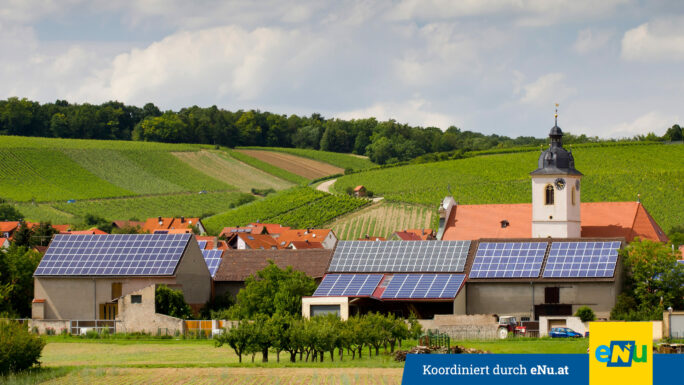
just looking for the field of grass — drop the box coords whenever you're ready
[49,191,254,222]
[334,143,684,232]
[330,202,435,240]
[0,135,202,151]
[202,187,327,234]
[269,194,370,229]
[242,146,376,170]
[228,150,309,184]
[174,150,294,193]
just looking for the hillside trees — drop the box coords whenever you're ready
[0,199,22,221]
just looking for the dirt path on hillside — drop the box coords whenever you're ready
[316,179,337,193]
[236,150,343,179]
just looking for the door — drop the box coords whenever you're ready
[99,303,118,320]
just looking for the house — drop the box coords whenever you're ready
[390,229,436,241]
[304,120,646,322]
[218,223,290,238]
[0,238,9,249]
[32,233,211,322]
[60,228,108,235]
[287,240,325,249]
[142,217,205,234]
[213,249,333,299]
[235,233,281,250]
[353,185,367,197]
[273,229,338,249]
[0,221,72,240]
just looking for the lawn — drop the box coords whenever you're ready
[0,337,590,384]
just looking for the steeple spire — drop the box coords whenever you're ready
[554,103,558,126]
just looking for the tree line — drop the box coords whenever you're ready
[3,97,680,164]
[215,312,422,363]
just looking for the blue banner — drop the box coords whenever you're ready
[402,354,683,384]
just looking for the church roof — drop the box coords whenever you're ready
[530,125,582,176]
[441,201,668,243]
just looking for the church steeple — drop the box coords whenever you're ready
[530,104,582,176]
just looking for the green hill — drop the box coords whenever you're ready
[238,146,376,170]
[334,143,684,232]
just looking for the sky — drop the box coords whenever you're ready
[1,0,683,138]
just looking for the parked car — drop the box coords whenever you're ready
[549,327,583,338]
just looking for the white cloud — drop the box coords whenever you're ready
[621,18,684,62]
[602,111,679,137]
[337,99,458,129]
[519,73,576,105]
[573,28,614,54]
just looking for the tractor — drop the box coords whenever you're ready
[497,316,527,339]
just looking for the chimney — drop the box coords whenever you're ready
[181,216,185,223]
[421,229,425,235]
[158,216,163,226]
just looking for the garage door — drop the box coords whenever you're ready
[549,319,567,329]
[670,314,684,339]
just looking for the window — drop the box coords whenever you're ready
[131,295,142,304]
[310,305,340,317]
[571,187,576,205]
[545,287,560,304]
[545,184,554,205]
[111,283,122,300]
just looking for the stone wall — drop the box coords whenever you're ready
[419,313,499,340]
[117,284,184,335]
[28,319,70,335]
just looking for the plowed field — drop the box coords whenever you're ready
[236,150,343,179]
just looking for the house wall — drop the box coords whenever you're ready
[452,286,466,315]
[302,297,349,320]
[214,281,244,300]
[34,276,177,320]
[322,231,337,249]
[539,316,587,336]
[117,285,184,334]
[174,237,212,306]
[466,281,619,319]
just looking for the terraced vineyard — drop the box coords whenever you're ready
[241,146,376,170]
[329,202,435,240]
[235,149,344,179]
[203,187,368,234]
[334,143,684,232]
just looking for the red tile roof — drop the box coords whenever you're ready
[0,238,8,246]
[275,229,332,248]
[238,233,281,249]
[0,222,20,233]
[219,225,265,238]
[196,236,217,250]
[214,249,333,281]
[393,229,435,241]
[354,185,365,192]
[249,223,290,234]
[358,236,386,241]
[62,228,108,235]
[289,241,325,249]
[142,217,201,232]
[112,220,144,229]
[442,201,668,242]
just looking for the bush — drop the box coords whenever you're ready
[0,320,46,375]
[575,306,596,322]
[155,285,193,319]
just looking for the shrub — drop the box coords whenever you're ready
[0,320,46,375]
[155,285,193,319]
[575,306,596,322]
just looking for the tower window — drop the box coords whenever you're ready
[545,184,554,205]
[571,187,575,205]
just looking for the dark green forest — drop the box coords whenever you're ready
[1,97,681,164]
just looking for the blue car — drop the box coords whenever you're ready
[549,327,583,338]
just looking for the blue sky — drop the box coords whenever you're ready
[1,0,683,138]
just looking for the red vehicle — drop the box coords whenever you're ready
[497,316,527,339]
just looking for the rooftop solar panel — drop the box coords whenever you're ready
[34,234,191,276]
[201,249,223,277]
[380,274,465,299]
[542,241,621,278]
[470,242,547,278]
[328,241,471,273]
[197,240,208,249]
[313,274,384,297]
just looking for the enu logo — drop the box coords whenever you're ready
[594,340,648,367]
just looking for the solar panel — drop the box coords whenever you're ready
[197,240,208,249]
[328,241,471,273]
[542,241,621,278]
[470,242,547,278]
[201,249,223,277]
[313,274,384,296]
[34,234,191,276]
[380,274,465,299]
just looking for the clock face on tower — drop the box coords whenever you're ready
[554,178,566,190]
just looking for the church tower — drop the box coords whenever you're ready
[531,108,582,238]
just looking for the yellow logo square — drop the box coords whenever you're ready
[589,322,653,385]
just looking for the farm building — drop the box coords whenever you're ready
[0,237,8,249]
[142,216,206,234]
[353,185,367,197]
[213,249,333,299]
[304,122,643,321]
[31,233,211,324]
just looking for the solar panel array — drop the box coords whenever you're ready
[34,234,191,276]
[313,274,384,296]
[542,241,620,278]
[380,274,465,299]
[328,241,471,273]
[470,242,547,278]
[197,240,208,249]
[201,249,223,277]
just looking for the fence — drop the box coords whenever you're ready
[70,320,121,335]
